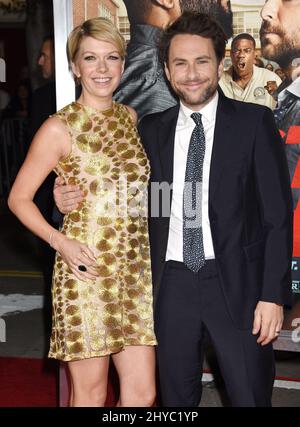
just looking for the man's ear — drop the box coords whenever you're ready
[218,58,225,79]
[155,0,177,10]
[164,62,171,82]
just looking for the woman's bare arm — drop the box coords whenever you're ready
[8,117,98,280]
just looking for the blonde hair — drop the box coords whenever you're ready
[67,17,126,65]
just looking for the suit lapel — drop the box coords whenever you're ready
[157,105,179,184]
[209,93,236,202]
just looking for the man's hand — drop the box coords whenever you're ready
[252,301,283,346]
[54,176,84,214]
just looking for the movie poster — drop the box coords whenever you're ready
[58,0,300,406]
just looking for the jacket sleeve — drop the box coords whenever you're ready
[254,107,293,304]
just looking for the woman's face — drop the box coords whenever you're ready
[72,36,124,102]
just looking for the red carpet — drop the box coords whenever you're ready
[0,357,58,407]
[0,357,118,407]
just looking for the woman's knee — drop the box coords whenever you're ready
[72,382,107,407]
[121,385,156,407]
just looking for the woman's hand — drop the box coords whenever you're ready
[53,232,99,281]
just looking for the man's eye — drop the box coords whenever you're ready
[175,62,185,66]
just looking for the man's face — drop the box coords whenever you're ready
[260,0,300,68]
[165,34,223,110]
[38,40,55,80]
[179,0,233,38]
[231,39,255,78]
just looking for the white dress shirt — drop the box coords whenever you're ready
[165,92,218,262]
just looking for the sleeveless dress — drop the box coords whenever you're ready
[48,102,157,361]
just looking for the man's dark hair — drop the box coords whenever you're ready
[231,33,256,50]
[159,11,227,65]
[123,0,152,25]
[42,34,55,51]
[43,34,54,43]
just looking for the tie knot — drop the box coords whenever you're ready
[191,112,202,127]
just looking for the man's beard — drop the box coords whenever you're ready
[260,21,300,69]
[173,78,218,107]
[179,0,233,38]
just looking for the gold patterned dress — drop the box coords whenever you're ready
[48,102,157,361]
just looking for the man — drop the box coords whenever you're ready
[30,35,57,341]
[30,36,56,133]
[114,0,233,119]
[260,0,300,324]
[219,33,281,109]
[55,12,292,406]
[138,11,292,407]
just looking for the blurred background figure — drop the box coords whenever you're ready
[254,56,265,68]
[266,62,274,72]
[275,67,287,83]
[2,81,32,119]
[219,33,281,109]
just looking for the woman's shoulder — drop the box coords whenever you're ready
[51,102,80,119]
[115,102,138,125]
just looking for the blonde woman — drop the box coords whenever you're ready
[8,18,156,407]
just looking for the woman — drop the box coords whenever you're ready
[8,18,156,407]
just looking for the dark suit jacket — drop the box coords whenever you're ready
[138,92,293,329]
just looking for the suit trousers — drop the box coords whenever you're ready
[154,260,275,407]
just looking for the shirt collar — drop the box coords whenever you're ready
[178,91,219,127]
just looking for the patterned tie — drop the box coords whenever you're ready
[183,112,206,273]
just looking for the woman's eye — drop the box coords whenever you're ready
[84,56,95,61]
[108,55,120,60]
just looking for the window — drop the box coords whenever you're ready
[98,3,112,20]
[118,16,130,36]
[232,10,261,43]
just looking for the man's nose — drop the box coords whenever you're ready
[186,63,198,78]
[261,0,278,22]
[38,56,43,66]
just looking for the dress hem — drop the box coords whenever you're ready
[48,340,157,362]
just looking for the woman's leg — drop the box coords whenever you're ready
[67,356,110,407]
[112,346,156,407]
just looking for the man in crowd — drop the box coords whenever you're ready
[219,33,281,109]
[114,0,233,119]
